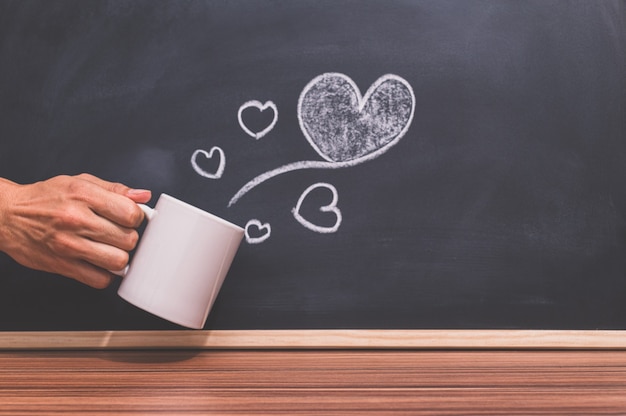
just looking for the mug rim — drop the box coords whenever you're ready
[159,193,244,232]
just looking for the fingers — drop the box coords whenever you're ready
[53,175,151,286]
[77,173,152,203]
[43,174,152,288]
[126,189,152,204]
[70,175,150,228]
[28,245,115,289]
[56,258,116,289]
[54,231,131,276]
[80,216,140,251]
[76,173,130,194]
[68,176,151,284]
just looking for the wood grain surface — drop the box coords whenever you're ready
[1,349,626,415]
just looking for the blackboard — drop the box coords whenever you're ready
[0,0,625,334]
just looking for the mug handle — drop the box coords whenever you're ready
[109,204,156,277]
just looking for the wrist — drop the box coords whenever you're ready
[0,179,19,253]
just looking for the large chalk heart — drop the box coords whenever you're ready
[298,73,415,163]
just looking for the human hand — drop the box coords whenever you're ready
[0,174,152,288]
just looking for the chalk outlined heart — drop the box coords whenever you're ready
[245,219,271,244]
[191,147,225,179]
[292,182,342,234]
[298,73,415,163]
[238,100,278,140]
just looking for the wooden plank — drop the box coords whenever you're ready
[1,329,626,350]
[1,350,625,415]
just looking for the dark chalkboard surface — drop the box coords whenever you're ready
[0,0,624,332]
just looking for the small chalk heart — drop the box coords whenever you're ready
[238,100,278,140]
[292,183,342,234]
[245,219,272,244]
[191,147,225,179]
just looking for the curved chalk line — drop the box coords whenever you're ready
[228,158,362,207]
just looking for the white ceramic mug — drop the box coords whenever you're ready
[116,194,244,329]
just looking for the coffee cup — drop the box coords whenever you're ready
[115,193,244,329]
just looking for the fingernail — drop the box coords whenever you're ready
[127,189,151,195]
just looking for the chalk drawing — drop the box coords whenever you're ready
[191,147,225,179]
[292,183,342,234]
[237,100,278,140]
[229,73,414,206]
[245,219,272,244]
[299,73,415,163]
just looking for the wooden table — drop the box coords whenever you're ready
[1,349,626,415]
